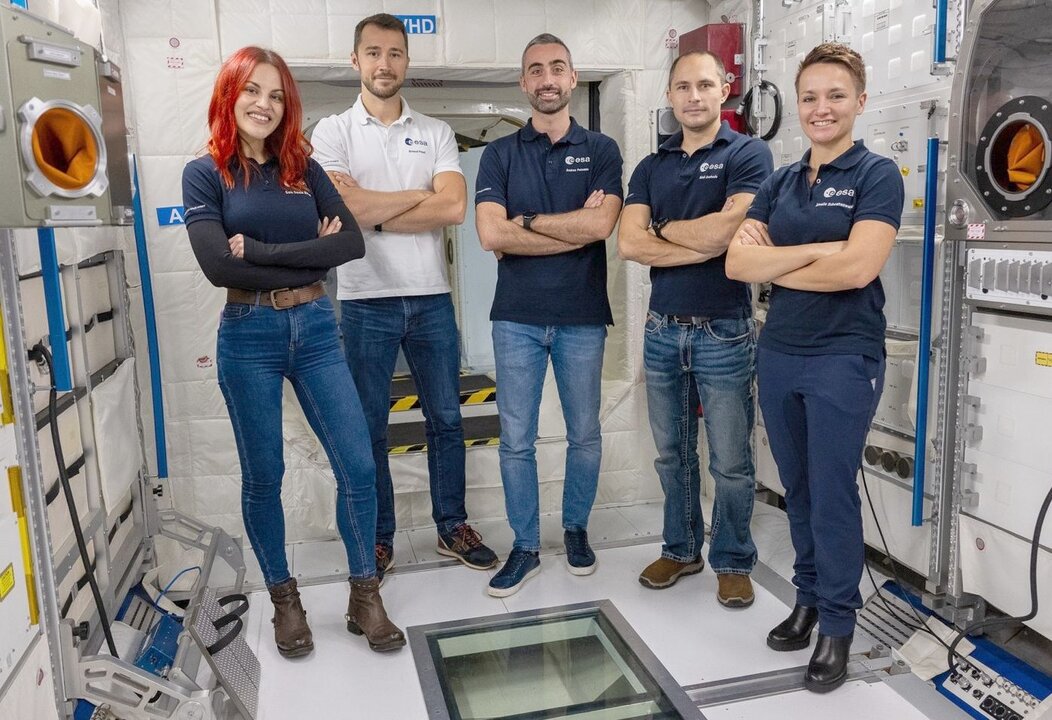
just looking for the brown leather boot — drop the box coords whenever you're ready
[268,577,313,658]
[346,577,406,652]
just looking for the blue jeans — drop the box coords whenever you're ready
[340,294,467,545]
[492,321,606,551]
[643,312,758,574]
[216,296,376,584]
[758,347,885,637]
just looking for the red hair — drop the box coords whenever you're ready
[206,46,310,190]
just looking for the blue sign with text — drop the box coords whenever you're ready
[394,14,437,34]
[156,206,185,226]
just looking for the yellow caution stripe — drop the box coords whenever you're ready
[388,387,497,412]
[0,307,14,424]
[388,436,500,455]
[8,467,39,624]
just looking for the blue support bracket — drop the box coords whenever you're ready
[934,0,949,64]
[131,157,168,478]
[37,229,73,392]
[913,137,940,527]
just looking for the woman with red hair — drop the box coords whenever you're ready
[182,46,405,657]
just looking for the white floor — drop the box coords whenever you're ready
[241,500,966,719]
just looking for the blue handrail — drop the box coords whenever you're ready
[913,137,939,526]
[131,157,168,478]
[934,0,949,64]
[37,229,73,392]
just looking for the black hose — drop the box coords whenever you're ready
[739,80,782,141]
[945,484,1052,674]
[32,343,119,658]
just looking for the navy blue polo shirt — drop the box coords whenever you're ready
[746,140,904,360]
[625,122,773,317]
[475,118,623,325]
[182,155,341,244]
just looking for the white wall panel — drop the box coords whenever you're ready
[965,311,1052,540]
[0,637,59,720]
[960,515,1052,639]
[123,38,219,157]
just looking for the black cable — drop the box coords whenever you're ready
[945,483,1052,675]
[738,80,782,141]
[859,465,961,658]
[32,343,120,658]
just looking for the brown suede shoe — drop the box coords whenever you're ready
[638,555,705,589]
[716,573,755,608]
[346,577,406,652]
[268,577,314,658]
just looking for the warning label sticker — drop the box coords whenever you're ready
[0,563,15,601]
[1037,351,1052,367]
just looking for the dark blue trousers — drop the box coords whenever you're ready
[757,347,885,637]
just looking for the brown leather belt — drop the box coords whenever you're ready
[226,283,325,310]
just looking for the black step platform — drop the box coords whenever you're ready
[389,373,496,411]
[387,414,501,455]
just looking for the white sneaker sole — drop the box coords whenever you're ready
[436,543,499,570]
[566,558,597,576]
[487,564,541,598]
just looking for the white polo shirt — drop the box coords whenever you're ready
[311,96,462,300]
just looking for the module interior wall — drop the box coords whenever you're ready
[213,0,647,70]
[109,0,712,544]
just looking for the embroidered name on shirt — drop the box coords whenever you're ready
[284,190,312,196]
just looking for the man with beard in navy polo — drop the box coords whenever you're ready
[618,51,773,607]
[475,33,624,597]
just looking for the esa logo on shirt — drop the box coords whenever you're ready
[564,155,592,173]
[698,161,724,179]
[816,185,856,209]
[404,137,429,154]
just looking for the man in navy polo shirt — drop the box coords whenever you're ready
[475,33,623,597]
[618,51,773,607]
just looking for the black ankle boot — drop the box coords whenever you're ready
[804,633,853,693]
[766,605,818,651]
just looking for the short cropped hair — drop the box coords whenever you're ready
[354,13,408,53]
[668,51,727,89]
[521,33,573,72]
[795,42,866,94]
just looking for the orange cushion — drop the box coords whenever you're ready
[1007,123,1045,191]
[31,107,98,191]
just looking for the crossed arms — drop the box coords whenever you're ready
[475,190,622,257]
[616,192,755,268]
[328,170,466,233]
[724,218,897,291]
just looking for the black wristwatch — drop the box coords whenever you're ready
[522,212,538,231]
[651,217,670,240]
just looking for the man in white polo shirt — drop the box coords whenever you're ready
[312,13,497,582]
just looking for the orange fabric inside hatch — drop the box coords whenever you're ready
[1006,123,1045,191]
[31,108,98,191]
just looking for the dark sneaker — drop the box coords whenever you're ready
[564,529,596,575]
[375,543,394,587]
[638,555,704,589]
[437,524,498,570]
[487,549,540,598]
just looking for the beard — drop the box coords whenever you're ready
[362,73,403,99]
[528,86,571,114]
